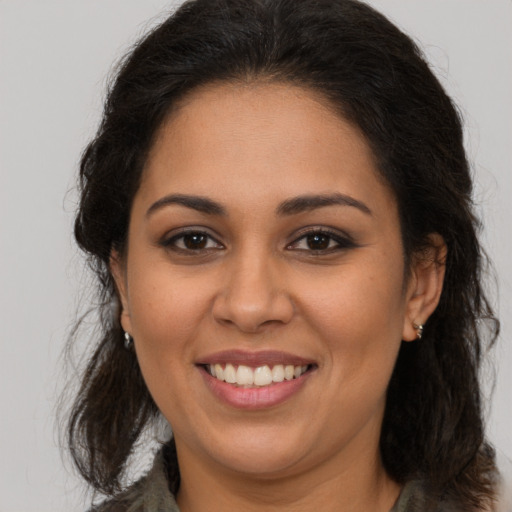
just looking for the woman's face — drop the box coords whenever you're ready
[114,83,429,480]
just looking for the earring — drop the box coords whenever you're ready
[124,331,133,349]
[413,323,424,340]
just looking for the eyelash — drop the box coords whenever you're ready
[286,228,356,253]
[160,229,224,252]
[160,227,356,255]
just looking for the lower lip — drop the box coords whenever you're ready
[199,368,313,410]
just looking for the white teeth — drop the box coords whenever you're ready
[214,364,224,381]
[224,363,236,383]
[284,365,295,381]
[254,365,273,386]
[207,363,309,387]
[236,365,254,385]
[295,366,308,378]
[271,365,285,383]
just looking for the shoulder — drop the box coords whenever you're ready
[393,473,511,512]
[87,448,180,512]
[496,451,512,512]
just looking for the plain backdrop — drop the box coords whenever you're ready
[1,1,511,511]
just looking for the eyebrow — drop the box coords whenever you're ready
[146,194,226,217]
[276,193,372,216]
[146,192,372,218]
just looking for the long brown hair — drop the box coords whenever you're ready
[68,0,499,509]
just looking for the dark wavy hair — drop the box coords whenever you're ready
[68,0,499,509]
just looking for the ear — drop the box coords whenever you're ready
[110,250,133,335]
[402,233,447,341]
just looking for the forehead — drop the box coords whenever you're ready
[139,82,394,215]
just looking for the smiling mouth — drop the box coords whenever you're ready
[203,363,314,388]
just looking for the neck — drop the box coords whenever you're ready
[175,436,401,512]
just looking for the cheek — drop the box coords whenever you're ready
[126,264,211,381]
[127,274,211,424]
[301,259,406,376]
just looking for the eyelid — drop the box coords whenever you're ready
[158,225,356,253]
[286,226,356,251]
[159,226,225,251]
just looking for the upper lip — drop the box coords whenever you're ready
[196,350,315,367]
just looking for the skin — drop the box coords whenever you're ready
[112,82,446,512]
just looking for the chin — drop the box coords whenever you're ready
[201,426,310,478]
[211,448,304,478]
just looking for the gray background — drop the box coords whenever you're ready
[1,1,510,510]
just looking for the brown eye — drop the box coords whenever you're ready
[182,233,208,250]
[161,229,223,253]
[306,233,331,250]
[287,228,357,253]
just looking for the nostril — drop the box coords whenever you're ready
[211,264,295,332]
[213,298,293,332]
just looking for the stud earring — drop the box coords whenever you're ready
[413,323,424,340]
[124,331,133,349]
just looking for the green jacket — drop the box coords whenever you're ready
[92,447,510,512]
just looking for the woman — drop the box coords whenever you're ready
[68,0,504,510]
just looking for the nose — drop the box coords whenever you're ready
[212,253,295,333]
